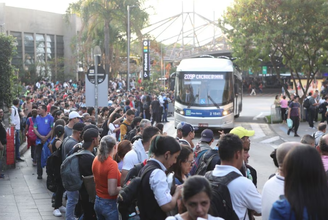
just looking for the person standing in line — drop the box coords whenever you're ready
[11,98,24,162]
[0,109,7,178]
[33,104,54,179]
[150,95,160,125]
[274,95,281,121]
[287,95,301,137]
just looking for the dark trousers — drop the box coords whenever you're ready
[81,200,96,220]
[55,180,65,209]
[288,116,300,135]
[145,109,151,120]
[159,106,163,122]
[281,108,287,121]
[152,112,159,125]
[307,107,314,128]
[15,129,20,159]
[35,144,43,177]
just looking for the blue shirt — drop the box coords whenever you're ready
[270,197,308,220]
[34,114,54,137]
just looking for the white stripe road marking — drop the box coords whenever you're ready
[253,112,270,120]
[250,124,266,139]
[260,136,280,144]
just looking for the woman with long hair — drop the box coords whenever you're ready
[138,135,182,220]
[269,145,328,219]
[169,145,193,185]
[274,94,281,120]
[280,95,288,124]
[92,135,121,220]
[166,176,223,220]
[287,95,301,137]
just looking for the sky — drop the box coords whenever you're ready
[1,0,234,44]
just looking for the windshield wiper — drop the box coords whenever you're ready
[207,95,220,109]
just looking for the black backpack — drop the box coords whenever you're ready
[303,97,311,108]
[124,127,138,141]
[46,145,62,193]
[194,152,217,176]
[100,119,109,138]
[122,122,132,134]
[117,163,157,220]
[205,171,240,220]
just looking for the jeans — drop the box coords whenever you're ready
[162,109,168,122]
[66,190,79,220]
[35,144,43,177]
[15,129,20,159]
[94,196,119,220]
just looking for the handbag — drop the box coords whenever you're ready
[287,118,293,128]
[82,175,96,203]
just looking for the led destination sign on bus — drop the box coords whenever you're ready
[184,74,224,80]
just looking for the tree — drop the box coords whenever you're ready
[66,0,149,78]
[0,34,16,110]
[219,0,328,100]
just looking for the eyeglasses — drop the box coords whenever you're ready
[186,159,195,165]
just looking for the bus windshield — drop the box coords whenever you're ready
[175,72,234,107]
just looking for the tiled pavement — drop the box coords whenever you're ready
[0,148,64,220]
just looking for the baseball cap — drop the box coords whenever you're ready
[69,111,82,120]
[73,122,85,132]
[177,122,186,130]
[200,129,214,142]
[229,126,255,139]
[181,123,195,136]
[82,128,99,149]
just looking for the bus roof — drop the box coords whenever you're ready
[177,58,234,72]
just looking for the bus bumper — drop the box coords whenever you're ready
[174,113,234,129]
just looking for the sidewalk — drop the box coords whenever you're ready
[0,144,65,220]
[270,120,319,143]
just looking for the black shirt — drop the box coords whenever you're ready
[0,119,7,145]
[151,100,160,113]
[79,152,95,202]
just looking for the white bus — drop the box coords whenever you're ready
[174,57,243,129]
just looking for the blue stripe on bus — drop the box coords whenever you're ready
[184,109,223,117]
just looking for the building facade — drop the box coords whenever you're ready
[0,3,82,80]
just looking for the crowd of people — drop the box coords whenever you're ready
[0,78,328,220]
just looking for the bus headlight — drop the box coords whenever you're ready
[222,107,233,116]
[175,108,184,115]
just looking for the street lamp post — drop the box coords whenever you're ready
[94,46,101,123]
[127,5,136,92]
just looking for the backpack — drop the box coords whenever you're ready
[124,127,138,141]
[117,163,157,220]
[27,117,37,142]
[122,122,132,134]
[205,171,240,220]
[194,152,217,176]
[46,144,62,193]
[100,119,109,138]
[303,97,311,108]
[60,150,94,191]
[318,102,326,114]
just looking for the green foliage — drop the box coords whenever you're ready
[142,72,161,93]
[0,34,16,109]
[66,0,149,78]
[220,0,328,99]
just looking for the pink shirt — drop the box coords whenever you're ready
[280,99,288,108]
[322,155,328,171]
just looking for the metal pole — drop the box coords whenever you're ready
[94,54,98,123]
[127,5,131,92]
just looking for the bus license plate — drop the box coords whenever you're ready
[198,123,208,127]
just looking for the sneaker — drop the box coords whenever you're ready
[32,162,37,166]
[53,209,62,217]
[37,175,42,180]
[59,206,66,213]
[294,134,300,137]
[16,158,25,162]
[287,129,291,135]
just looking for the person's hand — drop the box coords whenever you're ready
[115,106,121,112]
[218,130,225,139]
[175,184,183,198]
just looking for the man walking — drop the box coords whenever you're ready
[33,105,54,179]
[11,98,24,161]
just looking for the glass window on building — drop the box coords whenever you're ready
[56,35,64,58]
[24,33,34,66]
[11,32,23,67]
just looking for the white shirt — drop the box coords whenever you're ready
[261,173,284,220]
[11,106,20,130]
[107,123,116,138]
[212,165,262,220]
[122,139,148,171]
[148,158,172,206]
